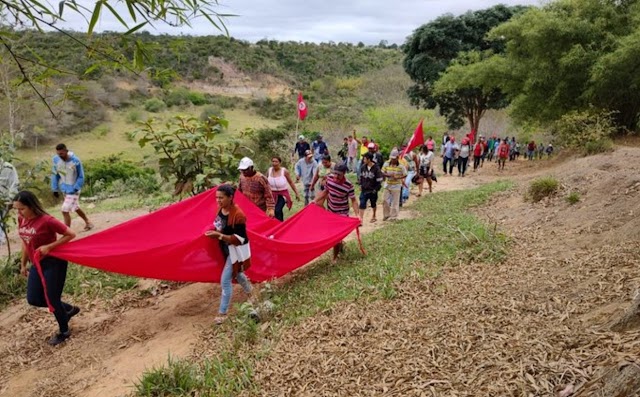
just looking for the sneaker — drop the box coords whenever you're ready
[48,331,71,346]
[67,306,80,320]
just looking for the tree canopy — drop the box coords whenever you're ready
[489,0,640,131]
[403,5,528,131]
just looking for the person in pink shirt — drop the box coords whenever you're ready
[426,136,435,151]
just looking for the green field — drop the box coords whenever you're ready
[16,106,279,165]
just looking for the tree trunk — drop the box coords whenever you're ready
[609,289,640,332]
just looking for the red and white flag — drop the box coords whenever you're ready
[297,92,307,120]
[401,119,425,156]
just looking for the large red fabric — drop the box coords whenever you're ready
[48,188,360,284]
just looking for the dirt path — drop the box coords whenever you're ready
[0,158,541,397]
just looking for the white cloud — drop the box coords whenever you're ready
[56,0,542,44]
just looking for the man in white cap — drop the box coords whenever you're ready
[237,157,275,217]
[293,135,310,160]
[381,149,407,221]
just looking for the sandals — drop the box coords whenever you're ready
[370,218,377,223]
[214,315,227,325]
[83,223,94,232]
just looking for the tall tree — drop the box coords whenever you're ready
[433,51,508,134]
[403,5,527,130]
[490,0,640,131]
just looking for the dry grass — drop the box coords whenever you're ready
[247,242,640,396]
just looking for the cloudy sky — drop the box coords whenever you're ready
[71,0,542,45]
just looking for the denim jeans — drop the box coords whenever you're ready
[274,195,286,221]
[27,257,74,333]
[402,171,415,201]
[303,184,315,206]
[458,157,469,175]
[443,156,454,174]
[219,255,252,315]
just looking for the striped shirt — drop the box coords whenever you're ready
[382,162,407,187]
[325,174,355,215]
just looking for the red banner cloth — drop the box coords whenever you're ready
[47,188,360,285]
[297,92,308,120]
[401,119,424,156]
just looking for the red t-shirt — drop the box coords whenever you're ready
[473,143,483,156]
[18,215,68,262]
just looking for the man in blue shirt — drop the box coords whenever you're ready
[51,143,94,230]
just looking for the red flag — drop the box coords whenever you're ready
[401,119,425,156]
[297,92,308,120]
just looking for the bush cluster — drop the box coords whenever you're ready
[84,155,159,197]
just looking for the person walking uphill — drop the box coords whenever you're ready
[205,185,255,325]
[358,152,383,223]
[314,163,359,263]
[295,150,319,205]
[382,149,407,221]
[237,157,275,218]
[51,144,93,231]
[15,191,79,346]
[267,157,300,221]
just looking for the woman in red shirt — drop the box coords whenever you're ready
[15,191,78,346]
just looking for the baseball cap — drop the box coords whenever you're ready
[389,149,399,159]
[298,135,305,140]
[305,149,313,158]
[238,157,254,170]
[367,142,376,149]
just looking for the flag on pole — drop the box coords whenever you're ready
[401,119,425,156]
[297,92,308,120]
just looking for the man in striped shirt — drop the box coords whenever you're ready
[314,163,358,262]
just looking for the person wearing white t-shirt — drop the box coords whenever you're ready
[418,145,434,195]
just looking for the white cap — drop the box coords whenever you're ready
[238,157,254,170]
[298,135,305,140]
[367,142,376,149]
[389,149,399,159]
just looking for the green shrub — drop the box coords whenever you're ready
[527,177,559,202]
[126,110,143,124]
[144,98,166,113]
[0,261,26,309]
[566,191,581,205]
[135,354,254,397]
[251,96,292,120]
[84,155,157,196]
[187,91,208,106]
[552,109,616,156]
[199,105,225,121]
[93,125,109,138]
[207,95,242,109]
[135,357,199,396]
[166,88,210,107]
[584,138,614,155]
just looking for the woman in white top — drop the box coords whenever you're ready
[267,157,300,221]
[418,145,434,195]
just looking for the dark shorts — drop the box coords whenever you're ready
[359,191,378,209]
[419,165,431,178]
